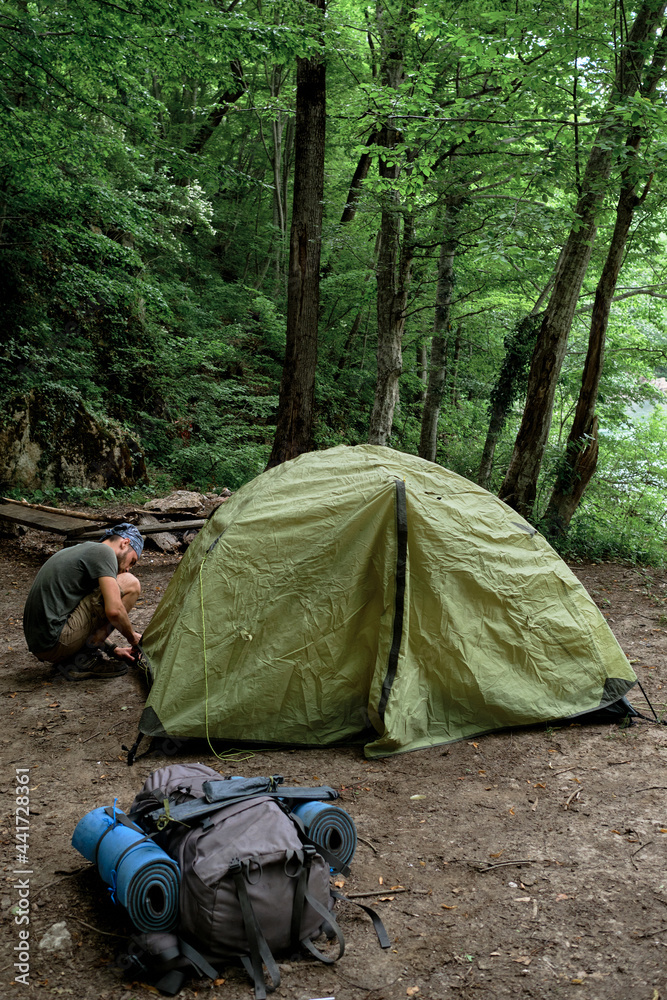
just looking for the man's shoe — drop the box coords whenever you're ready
[56,650,128,681]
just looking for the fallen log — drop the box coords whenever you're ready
[133,513,180,554]
[1,496,111,522]
[70,518,206,540]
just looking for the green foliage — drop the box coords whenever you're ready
[542,405,667,566]
[2,0,667,561]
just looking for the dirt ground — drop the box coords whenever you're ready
[1,522,667,1000]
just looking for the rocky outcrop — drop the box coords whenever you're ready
[0,390,146,490]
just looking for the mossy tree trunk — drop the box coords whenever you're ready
[544,24,667,535]
[498,0,667,519]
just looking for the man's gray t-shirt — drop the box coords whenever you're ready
[23,542,118,654]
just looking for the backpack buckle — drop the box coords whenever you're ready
[302,844,316,869]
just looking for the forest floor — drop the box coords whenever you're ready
[1,521,667,1000]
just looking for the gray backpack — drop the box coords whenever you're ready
[125,764,385,998]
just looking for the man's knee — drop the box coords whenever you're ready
[118,572,141,600]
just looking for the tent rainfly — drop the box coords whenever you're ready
[138,445,637,758]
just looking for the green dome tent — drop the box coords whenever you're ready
[139,445,636,758]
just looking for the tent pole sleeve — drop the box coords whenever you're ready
[378,479,408,721]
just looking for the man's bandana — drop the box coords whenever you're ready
[101,522,144,557]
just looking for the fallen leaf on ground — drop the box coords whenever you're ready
[512,956,531,965]
[489,851,504,858]
[441,904,458,909]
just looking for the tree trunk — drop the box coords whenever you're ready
[368,1,414,446]
[368,172,414,444]
[498,0,667,519]
[418,203,458,462]
[340,136,377,227]
[477,313,543,489]
[266,0,326,469]
[477,255,563,490]
[544,27,667,534]
[417,339,428,402]
[321,134,377,282]
[450,328,462,407]
[184,60,246,156]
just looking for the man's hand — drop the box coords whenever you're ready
[99,577,142,647]
[114,646,138,664]
[113,633,142,663]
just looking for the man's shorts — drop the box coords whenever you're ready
[37,586,126,664]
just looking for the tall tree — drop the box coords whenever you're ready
[499,0,667,519]
[266,0,326,468]
[368,0,415,445]
[544,24,667,534]
[418,199,460,462]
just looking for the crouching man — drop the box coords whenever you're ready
[22,523,144,681]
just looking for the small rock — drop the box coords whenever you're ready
[520,875,536,886]
[1,895,12,911]
[278,963,292,972]
[477,959,493,970]
[38,921,72,955]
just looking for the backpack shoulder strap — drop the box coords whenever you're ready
[230,858,281,1000]
[290,844,345,963]
[331,889,391,949]
[127,936,219,997]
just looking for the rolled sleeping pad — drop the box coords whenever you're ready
[72,806,179,932]
[291,800,357,868]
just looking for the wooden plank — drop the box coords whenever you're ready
[0,504,103,536]
[71,518,206,540]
